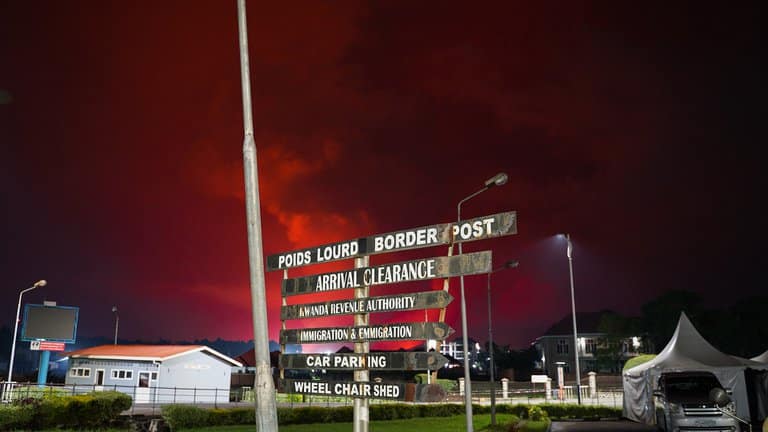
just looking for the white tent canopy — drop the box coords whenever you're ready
[623,312,768,425]
[753,350,768,364]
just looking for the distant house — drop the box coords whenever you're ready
[64,345,241,403]
[534,311,649,378]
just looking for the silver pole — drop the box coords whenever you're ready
[457,173,507,432]
[112,306,119,345]
[486,271,496,426]
[236,1,278,430]
[566,234,582,404]
[7,281,45,383]
[353,256,370,432]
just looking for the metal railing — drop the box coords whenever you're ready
[1,380,625,410]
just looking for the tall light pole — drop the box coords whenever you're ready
[458,172,508,432]
[7,280,46,384]
[487,260,518,426]
[236,1,278,430]
[111,306,119,345]
[564,234,582,404]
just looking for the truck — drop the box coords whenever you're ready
[654,371,742,431]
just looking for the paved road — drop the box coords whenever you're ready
[550,420,658,432]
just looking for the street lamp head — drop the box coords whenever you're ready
[34,280,47,287]
[112,306,118,313]
[505,260,520,269]
[485,173,508,188]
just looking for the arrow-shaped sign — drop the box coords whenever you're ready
[280,322,454,344]
[267,211,516,271]
[281,251,491,296]
[279,351,450,370]
[281,291,453,320]
[279,379,447,402]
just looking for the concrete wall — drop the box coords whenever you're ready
[157,350,232,403]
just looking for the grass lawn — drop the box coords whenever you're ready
[184,414,549,432]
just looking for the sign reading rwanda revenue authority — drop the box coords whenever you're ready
[279,351,450,371]
[282,290,453,320]
[280,322,453,344]
[266,211,516,271]
[281,251,490,296]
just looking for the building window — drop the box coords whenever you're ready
[585,338,597,354]
[70,368,91,377]
[556,339,569,354]
[151,372,158,381]
[111,369,133,380]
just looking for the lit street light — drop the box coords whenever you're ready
[6,280,47,384]
[112,306,119,345]
[457,172,507,432]
[487,259,519,426]
[560,233,582,404]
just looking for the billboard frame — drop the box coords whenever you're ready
[20,304,79,343]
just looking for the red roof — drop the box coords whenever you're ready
[66,344,242,366]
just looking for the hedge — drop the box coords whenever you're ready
[162,403,622,430]
[0,391,131,431]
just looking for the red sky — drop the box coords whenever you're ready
[1,2,762,349]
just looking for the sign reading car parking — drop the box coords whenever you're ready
[281,252,490,296]
[279,352,450,370]
[266,211,516,271]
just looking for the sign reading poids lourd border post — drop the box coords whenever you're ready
[268,210,517,405]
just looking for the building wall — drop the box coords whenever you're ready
[158,350,232,403]
[64,351,234,403]
[64,358,158,399]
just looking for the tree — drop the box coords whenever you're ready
[641,290,703,352]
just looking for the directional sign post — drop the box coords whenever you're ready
[280,379,446,402]
[281,291,454,320]
[280,322,454,345]
[267,211,516,271]
[279,352,450,371]
[268,208,518,432]
[282,251,491,296]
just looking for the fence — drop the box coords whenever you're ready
[1,380,624,410]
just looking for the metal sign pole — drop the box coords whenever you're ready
[353,255,370,432]
[236,1,278,430]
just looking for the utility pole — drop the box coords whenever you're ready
[236,1,278,430]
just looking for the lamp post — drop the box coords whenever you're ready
[487,260,519,426]
[111,306,119,345]
[458,172,508,432]
[563,234,581,404]
[7,280,47,384]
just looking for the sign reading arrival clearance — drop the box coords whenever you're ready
[266,211,516,271]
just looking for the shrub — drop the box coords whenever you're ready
[527,405,548,421]
[163,405,212,430]
[623,354,656,371]
[0,405,34,431]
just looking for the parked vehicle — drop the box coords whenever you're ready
[654,371,741,431]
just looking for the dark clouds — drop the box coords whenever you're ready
[1,1,762,348]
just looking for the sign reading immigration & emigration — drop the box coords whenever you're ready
[266,211,516,271]
[280,322,453,344]
[281,251,490,296]
[279,351,450,371]
[281,291,453,320]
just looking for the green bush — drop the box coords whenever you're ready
[0,404,34,431]
[527,405,548,421]
[533,403,620,420]
[163,405,213,430]
[413,375,457,393]
[3,391,131,430]
[623,354,656,371]
[417,403,464,417]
